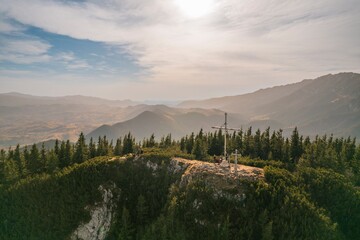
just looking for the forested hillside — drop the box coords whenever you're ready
[1,128,359,239]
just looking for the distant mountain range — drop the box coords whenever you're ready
[178,72,360,138]
[0,92,139,107]
[86,108,241,141]
[1,72,359,147]
[0,93,139,147]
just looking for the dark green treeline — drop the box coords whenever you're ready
[1,127,359,185]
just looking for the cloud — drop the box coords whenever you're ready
[0,36,52,64]
[55,52,91,70]
[0,0,359,99]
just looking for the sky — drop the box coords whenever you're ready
[0,0,359,101]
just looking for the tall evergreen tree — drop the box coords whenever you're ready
[23,145,30,166]
[54,139,60,156]
[180,137,186,152]
[114,138,122,156]
[73,132,88,164]
[243,127,253,156]
[46,149,59,173]
[13,144,25,176]
[283,138,291,164]
[58,141,66,168]
[40,143,47,172]
[29,144,40,173]
[3,157,19,182]
[192,137,207,160]
[123,133,134,154]
[0,149,6,182]
[273,129,284,160]
[261,127,270,160]
[290,127,301,164]
[253,129,262,158]
[64,140,72,167]
[89,137,97,159]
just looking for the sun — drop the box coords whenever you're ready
[174,0,216,18]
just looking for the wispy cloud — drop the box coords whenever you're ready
[0,0,359,100]
[55,52,91,70]
[0,36,51,64]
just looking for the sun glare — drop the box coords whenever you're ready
[174,0,216,18]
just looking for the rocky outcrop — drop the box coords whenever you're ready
[71,157,264,240]
[172,157,264,187]
[70,184,118,240]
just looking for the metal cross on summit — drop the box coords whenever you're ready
[212,113,241,166]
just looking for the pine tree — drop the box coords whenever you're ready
[148,134,156,148]
[180,137,186,152]
[29,144,40,173]
[73,132,88,164]
[46,150,59,173]
[261,127,270,160]
[54,139,60,156]
[3,157,19,183]
[13,144,25,176]
[89,137,97,158]
[243,127,253,157]
[0,149,6,182]
[290,127,301,164]
[272,129,284,160]
[186,133,195,154]
[283,138,291,164]
[164,134,172,148]
[58,141,66,168]
[40,143,47,172]
[64,140,72,167]
[114,138,122,156]
[23,145,30,166]
[123,133,134,154]
[192,137,207,160]
[254,129,262,158]
[352,144,360,184]
[7,147,14,161]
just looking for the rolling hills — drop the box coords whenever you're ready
[1,72,359,148]
[86,108,243,141]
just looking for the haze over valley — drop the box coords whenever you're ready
[1,72,359,148]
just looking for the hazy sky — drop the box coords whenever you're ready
[0,0,359,101]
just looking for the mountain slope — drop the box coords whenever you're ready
[86,109,243,141]
[178,79,312,115]
[257,73,360,136]
[2,72,359,147]
[179,72,360,138]
[0,92,138,107]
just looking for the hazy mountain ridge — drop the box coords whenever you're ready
[1,72,359,148]
[177,72,360,137]
[86,108,242,141]
[0,92,138,107]
[178,78,313,115]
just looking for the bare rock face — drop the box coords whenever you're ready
[70,184,118,240]
[172,157,264,188]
